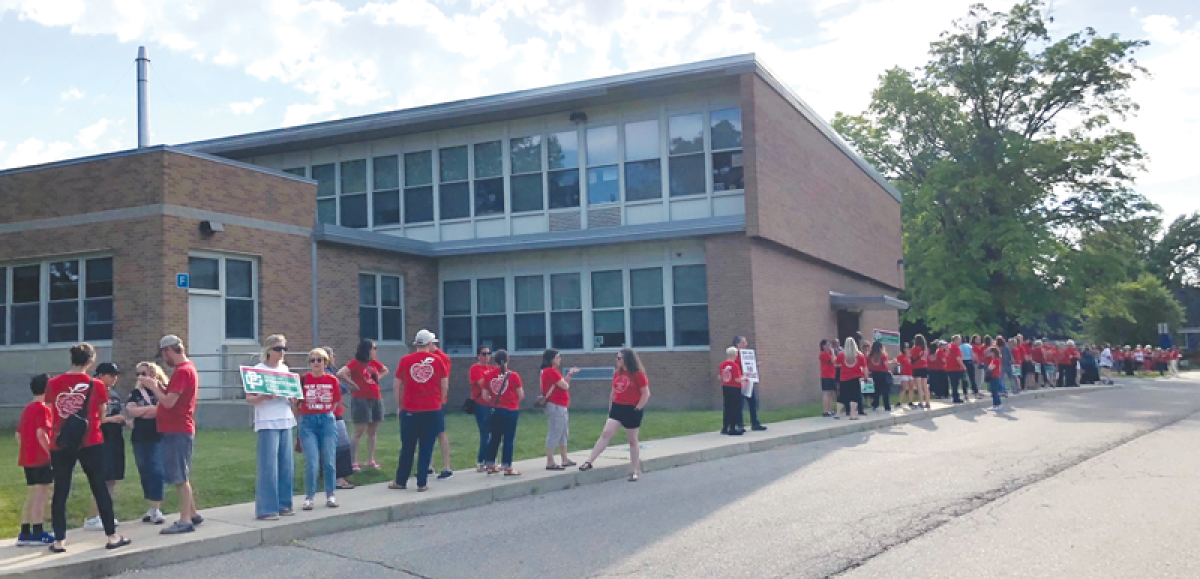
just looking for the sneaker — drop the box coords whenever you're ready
[257,514,280,521]
[752,425,767,431]
[191,514,204,526]
[326,497,339,508]
[987,405,1002,412]
[729,429,745,436]
[83,516,104,532]
[428,467,435,475]
[160,521,195,535]
[437,470,454,480]
[143,508,165,524]
[476,463,486,473]
[15,533,32,547]
[279,508,295,517]
[302,499,314,511]
[33,532,55,546]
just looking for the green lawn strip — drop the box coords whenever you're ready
[1,402,821,533]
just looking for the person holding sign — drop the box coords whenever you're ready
[720,347,747,434]
[296,349,342,510]
[390,330,449,492]
[865,341,892,411]
[733,336,766,431]
[836,338,868,420]
[247,334,297,520]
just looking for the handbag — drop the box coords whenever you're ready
[461,397,476,415]
[534,383,556,409]
[56,380,96,452]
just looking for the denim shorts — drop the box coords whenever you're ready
[351,398,384,423]
[161,433,194,485]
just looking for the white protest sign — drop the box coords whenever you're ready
[740,348,759,397]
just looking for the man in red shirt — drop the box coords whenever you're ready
[16,374,54,547]
[153,335,202,535]
[391,330,449,491]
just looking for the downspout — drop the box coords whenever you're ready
[311,237,320,347]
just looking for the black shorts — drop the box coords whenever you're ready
[1021,361,1035,378]
[24,465,52,486]
[838,378,862,405]
[102,435,126,481]
[912,368,929,378]
[821,378,838,392]
[608,402,644,429]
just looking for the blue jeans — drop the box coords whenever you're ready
[988,377,1003,406]
[255,428,294,517]
[484,408,520,467]
[299,414,337,499]
[131,440,165,502]
[474,404,491,464]
[397,409,442,488]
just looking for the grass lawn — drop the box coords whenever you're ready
[1,402,822,534]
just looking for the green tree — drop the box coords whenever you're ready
[1082,274,1184,345]
[1147,212,1200,289]
[833,1,1155,334]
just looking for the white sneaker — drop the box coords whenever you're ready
[83,516,103,531]
[326,496,339,508]
[302,499,314,511]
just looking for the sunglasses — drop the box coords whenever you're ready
[271,346,289,352]
[308,358,324,364]
[479,352,491,357]
[137,372,150,377]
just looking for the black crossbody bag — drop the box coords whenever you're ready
[57,381,96,452]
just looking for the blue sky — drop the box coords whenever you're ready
[0,0,1195,219]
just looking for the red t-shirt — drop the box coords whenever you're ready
[484,368,523,410]
[469,363,491,403]
[897,352,913,376]
[1011,345,1026,364]
[927,347,945,371]
[396,352,447,412]
[346,359,385,400]
[434,349,452,375]
[1060,347,1079,365]
[157,361,198,434]
[972,344,985,361]
[46,373,106,450]
[986,357,1002,379]
[866,352,890,373]
[1031,346,1045,363]
[819,351,836,379]
[1043,346,1059,364]
[720,361,743,387]
[910,346,927,369]
[298,373,342,414]
[611,371,649,406]
[17,400,52,467]
[944,346,965,372]
[836,352,867,381]
[540,368,570,407]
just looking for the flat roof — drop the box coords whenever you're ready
[0,144,314,184]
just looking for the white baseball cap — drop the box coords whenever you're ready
[413,329,438,346]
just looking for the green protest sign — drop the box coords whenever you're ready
[240,366,303,398]
[873,329,901,347]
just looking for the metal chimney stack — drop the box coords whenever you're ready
[136,46,149,148]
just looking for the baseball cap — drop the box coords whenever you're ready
[95,362,122,376]
[159,335,183,349]
[412,329,438,346]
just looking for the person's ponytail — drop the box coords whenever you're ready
[494,350,509,374]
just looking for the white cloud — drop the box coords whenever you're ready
[76,118,111,149]
[229,97,266,115]
[21,76,30,84]
[60,86,84,100]
[2,138,75,170]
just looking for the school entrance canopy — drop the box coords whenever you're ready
[829,292,909,311]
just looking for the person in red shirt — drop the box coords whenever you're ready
[45,343,129,552]
[1058,340,1081,387]
[541,348,580,468]
[945,335,967,403]
[865,341,893,411]
[720,347,748,435]
[984,346,1005,411]
[390,330,449,491]
[1170,347,1182,376]
[819,340,839,417]
[1042,341,1060,385]
[897,342,916,409]
[910,335,930,409]
[319,347,355,491]
[970,334,985,390]
[338,339,389,472]
[1030,339,1047,387]
[469,346,495,472]
[480,350,525,475]
[153,335,201,535]
[836,338,869,419]
[296,348,343,510]
[580,348,651,481]
[431,346,455,480]
[16,374,54,547]
[927,340,947,399]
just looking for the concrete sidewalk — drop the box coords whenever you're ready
[0,384,1119,579]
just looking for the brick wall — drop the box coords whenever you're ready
[704,233,755,410]
[742,73,904,291]
[162,152,314,229]
[0,152,165,225]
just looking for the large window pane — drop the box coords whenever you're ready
[474,141,502,179]
[312,164,336,198]
[380,276,401,307]
[226,259,253,299]
[381,308,403,342]
[318,199,336,225]
[440,182,471,220]
[587,166,620,205]
[511,136,542,174]
[225,299,255,339]
[631,308,666,347]
[340,194,368,228]
[669,154,706,197]
[591,271,623,309]
[0,267,5,344]
[359,274,377,306]
[47,302,78,343]
[48,261,79,301]
[443,281,472,316]
[282,167,306,178]
[548,170,580,209]
[474,177,505,216]
[12,304,39,344]
[13,265,39,303]
[515,313,547,351]
[439,146,468,183]
[586,126,617,166]
[630,268,663,306]
[551,274,581,310]
[674,305,709,346]
[669,114,704,155]
[404,151,433,187]
[624,120,659,161]
[673,265,708,304]
[547,131,579,170]
[84,299,113,340]
[515,276,544,312]
[477,278,505,315]
[341,160,366,194]
[443,317,472,350]
[592,311,625,348]
[712,151,744,192]
[551,312,583,349]
[404,186,434,224]
[187,258,219,291]
[359,307,378,340]
[711,108,743,150]
[625,159,662,201]
[373,155,400,190]
[85,258,113,298]
[511,174,543,212]
[373,190,401,225]
[477,316,507,351]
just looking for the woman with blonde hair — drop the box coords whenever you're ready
[296,348,342,509]
[126,362,169,524]
[247,334,296,520]
[836,337,868,420]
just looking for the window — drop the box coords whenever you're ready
[550,273,583,349]
[339,160,368,228]
[442,280,472,352]
[373,155,401,226]
[630,268,666,347]
[510,136,543,213]
[586,126,619,205]
[547,130,580,209]
[47,260,79,343]
[624,120,662,202]
[710,108,744,192]
[439,146,471,220]
[673,265,708,346]
[189,255,258,341]
[360,274,404,341]
[0,268,5,345]
[312,164,336,224]
[83,258,113,341]
[11,265,39,344]
[476,278,506,351]
[591,270,625,348]
[282,167,306,177]
[514,276,546,351]
[0,257,114,346]
[404,151,434,224]
[668,113,706,197]
[474,141,504,216]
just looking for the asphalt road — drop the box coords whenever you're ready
[121,376,1200,579]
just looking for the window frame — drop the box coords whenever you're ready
[187,252,260,344]
[358,272,405,344]
[0,254,115,349]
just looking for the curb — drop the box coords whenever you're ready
[2,384,1119,579]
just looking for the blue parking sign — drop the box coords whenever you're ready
[176,273,190,289]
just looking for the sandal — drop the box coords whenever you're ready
[106,536,132,550]
[627,473,640,482]
[336,481,356,490]
[387,481,406,490]
[368,461,381,469]
[546,464,565,471]
[49,544,67,554]
[417,486,429,492]
[562,460,577,467]
[578,462,593,471]
[351,463,361,472]
[849,415,860,421]
[486,466,500,475]
[504,468,522,477]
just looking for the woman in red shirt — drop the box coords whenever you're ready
[865,341,892,411]
[836,338,868,420]
[927,340,947,399]
[580,348,651,481]
[541,348,580,469]
[481,350,524,476]
[819,340,838,417]
[296,349,343,510]
[46,343,130,552]
[469,346,494,472]
[897,342,916,408]
[910,335,929,409]
[337,339,390,471]
[945,335,967,403]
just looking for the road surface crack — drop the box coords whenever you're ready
[289,541,433,579]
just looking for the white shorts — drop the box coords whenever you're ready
[899,375,912,383]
